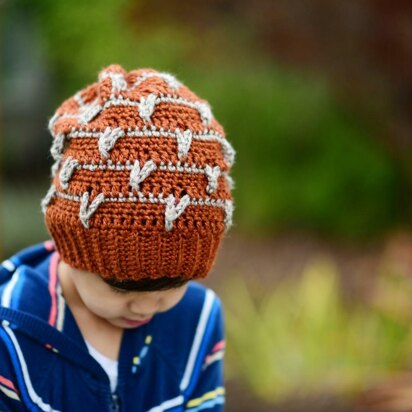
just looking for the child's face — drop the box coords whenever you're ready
[59,260,188,329]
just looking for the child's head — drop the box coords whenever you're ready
[41,64,235,297]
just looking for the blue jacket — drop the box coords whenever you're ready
[0,242,225,412]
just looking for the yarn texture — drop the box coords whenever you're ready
[42,65,235,281]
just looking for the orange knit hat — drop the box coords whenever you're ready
[41,64,235,281]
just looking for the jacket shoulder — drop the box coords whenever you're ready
[157,281,221,329]
[149,281,223,380]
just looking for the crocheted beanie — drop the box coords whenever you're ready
[41,64,235,282]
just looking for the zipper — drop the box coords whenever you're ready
[109,393,120,412]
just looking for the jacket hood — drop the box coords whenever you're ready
[0,241,106,377]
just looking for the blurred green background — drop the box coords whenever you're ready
[2,1,412,411]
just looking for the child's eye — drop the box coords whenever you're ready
[110,286,129,295]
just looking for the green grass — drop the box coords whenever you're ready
[221,259,412,403]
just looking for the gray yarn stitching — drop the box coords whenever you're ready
[138,94,157,122]
[51,159,61,177]
[48,113,60,137]
[196,102,213,125]
[100,71,128,91]
[132,71,182,91]
[205,165,221,194]
[175,128,193,161]
[41,186,57,214]
[50,133,65,161]
[224,173,235,190]
[79,99,102,124]
[59,157,79,190]
[98,127,125,158]
[165,194,191,231]
[224,200,234,231]
[74,92,85,106]
[220,139,236,168]
[79,192,105,229]
[130,159,157,191]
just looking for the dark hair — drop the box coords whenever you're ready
[103,276,189,292]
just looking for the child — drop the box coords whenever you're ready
[0,64,235,411]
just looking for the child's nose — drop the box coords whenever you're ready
[129,296,160,317]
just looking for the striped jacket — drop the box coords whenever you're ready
[0,242,225,411]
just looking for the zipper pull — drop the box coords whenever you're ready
[110,393,120,412]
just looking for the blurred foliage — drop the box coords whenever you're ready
[222,260,412,403]
[1,183,49,256]
[18,0,194,100]
[192,67,403,238]
[1,0,407,242]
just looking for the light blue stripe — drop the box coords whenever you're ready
[1,322,61,411]
[0,323,36,411]
[1,259,15,272]
[140,345,149,358]
[185,395,225,412]
[180,290,216,392]
[1,268,21,308]
[184,298,220,397]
